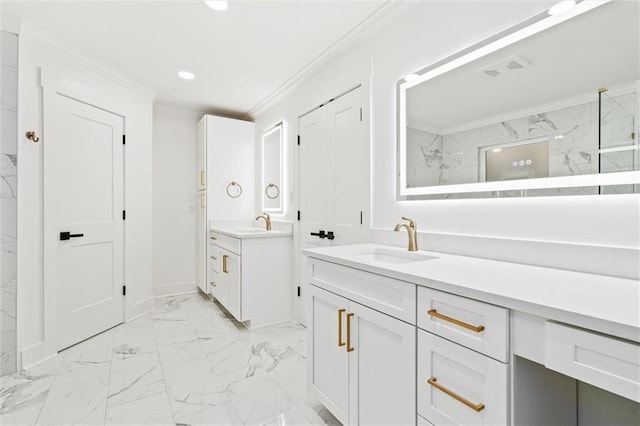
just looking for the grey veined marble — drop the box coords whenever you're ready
[0,30,18,377]
[406,89,638,195]
[0,293,339,426]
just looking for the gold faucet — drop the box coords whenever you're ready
[256,212,272,230]
[394,217,418,251]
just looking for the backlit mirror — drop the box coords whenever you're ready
[398,1,639,199]
[262,122,283,213]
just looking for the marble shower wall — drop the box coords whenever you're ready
[406,89,638,196]
[1,31,18,376]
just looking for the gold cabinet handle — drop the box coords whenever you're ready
[200,193,205,208]
[346,313,355,352]
[210,281,216,287]
[427,309,485,333]
[428,377,485,412]
[210,256,217,260]
[337,309,346,347]
[210,235,217,240]
[200,170,206,186]
[222,254,228,273]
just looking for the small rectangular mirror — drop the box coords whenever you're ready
[262,122,283,213]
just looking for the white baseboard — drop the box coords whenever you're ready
[153,281,197,297]
[126,296,155,322]
[19,342,57,371]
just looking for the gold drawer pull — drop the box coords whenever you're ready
[338,309,346,347]
[210,235,217,240]
[428,377,485,412]
[210,256,217,260]
[222,254,228,273]
[200,170,206,186]
[210,281,216,287]
[346,313,355,352]
[427,309,485,333]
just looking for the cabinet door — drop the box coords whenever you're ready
[220,249,241,321]
[196,192,207,293]
[309,285,349,425]
[197,117,206,190]
[348,301,416,426]
[418,330,508,426]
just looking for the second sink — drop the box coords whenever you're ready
[353,247,437,264]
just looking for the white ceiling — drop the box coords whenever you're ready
[2,0,410,118]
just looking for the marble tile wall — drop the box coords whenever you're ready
[1,30,18,376]
[406,88,638,196]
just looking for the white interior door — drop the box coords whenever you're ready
[298,106,328,326]
[326,88,369,244]
[48,95,124,350]
[297,86,368,326]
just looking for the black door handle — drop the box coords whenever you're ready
[60,231,84,241]
[310,230,326,239]
[326,231,335,240]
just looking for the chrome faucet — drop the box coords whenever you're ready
[394,217,418,251]
[256,212,272,230]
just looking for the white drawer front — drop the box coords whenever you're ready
[210,232,241,255]
[545,322,640,403]
[309,259,416,324]
[418,287,509,362]
[418,331,508,426]
[209,250,220,273]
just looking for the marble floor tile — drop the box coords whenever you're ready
[1,292,339,426]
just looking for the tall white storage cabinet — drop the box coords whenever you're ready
[196,115,255,295]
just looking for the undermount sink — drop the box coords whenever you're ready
[352,247,437,264]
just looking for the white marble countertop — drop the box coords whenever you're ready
[303,243,640,342]
[211,226,292,239]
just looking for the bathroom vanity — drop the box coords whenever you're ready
[304,244,640,425]
[209,225,292,328]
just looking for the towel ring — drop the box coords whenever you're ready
[265,183,280,200]
[226,181,243,198]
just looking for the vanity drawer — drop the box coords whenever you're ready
[545,322,640,403]
[418,330,508,426]
[418,287,509,362]
[210,231,241,255]
[418,414,434,426]
[209,251,220,273]
[309,259,416,324]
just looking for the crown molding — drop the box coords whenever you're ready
[246,0,420,119]
[18,20,157,101]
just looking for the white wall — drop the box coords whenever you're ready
[15,22,155,369]
[254,2,639,279]
[152,104,199,296]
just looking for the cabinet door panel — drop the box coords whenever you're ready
[349,301,416,426]
[309,285,349,425]
[220,249,241,321]
[418,330,508,426]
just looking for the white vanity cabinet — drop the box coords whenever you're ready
[209,229,292,327]
[308,261,416,426]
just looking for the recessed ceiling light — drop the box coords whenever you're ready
[205,1,228,11]
[178,71,195,80]
[548,1,576,16]
[404,74,420,82]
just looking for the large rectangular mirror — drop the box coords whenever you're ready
[262,122,283,213]
[398,0,639,199]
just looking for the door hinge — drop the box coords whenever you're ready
[122,210,126,220]
[122,134,126,145]
[297,210,301,221]
[297,286,301,297]
[360,108,363,122]
[122,285,126,296]
[297,135,300,146]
